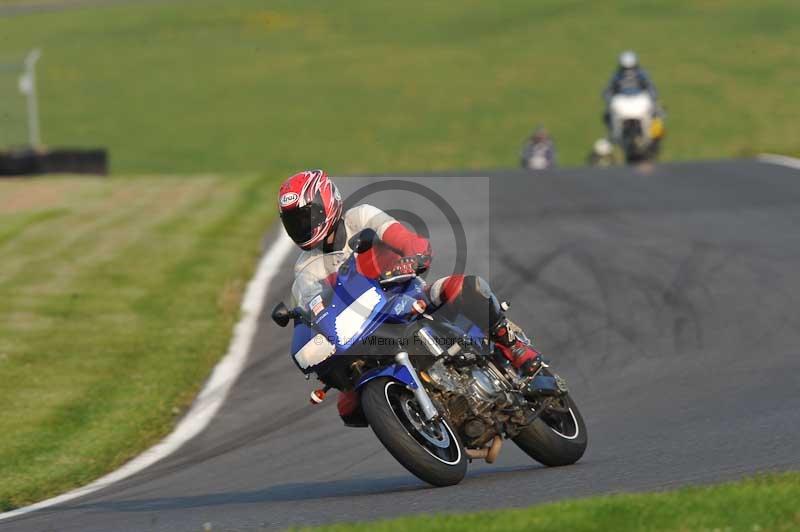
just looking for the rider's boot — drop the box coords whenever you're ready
[466,281,542,376]
[491,316,542,376]
[338,390,368,427]
[436,275,543,376]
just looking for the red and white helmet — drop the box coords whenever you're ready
[278,169,343,250]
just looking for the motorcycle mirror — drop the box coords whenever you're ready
[348,228,378,254]
[271,302,294,327]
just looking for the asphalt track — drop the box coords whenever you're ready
[6,159,800,531]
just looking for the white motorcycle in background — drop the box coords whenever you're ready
[607,88,665,163]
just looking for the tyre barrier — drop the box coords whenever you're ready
[0,148,108,176]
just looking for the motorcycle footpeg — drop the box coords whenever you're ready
[554,374,569,393]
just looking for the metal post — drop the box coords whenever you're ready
[22,49,42,149]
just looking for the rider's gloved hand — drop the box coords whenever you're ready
[414,253,432,274]
[402,235,431,258]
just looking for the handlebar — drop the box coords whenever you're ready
[379,272,417,285]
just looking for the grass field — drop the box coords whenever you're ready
[298,472,800,532]
[0,175,275,510]
[0,0,798,174]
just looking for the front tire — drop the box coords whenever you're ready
[513,394,588,467]
[361,378,467,486]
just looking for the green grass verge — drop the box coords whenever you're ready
[0,0,798,174]
[0,175,277,511]
[298,472,800,532]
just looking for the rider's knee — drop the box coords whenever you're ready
[429,274,489,305]
[430,274,465,306]
[460,275,494,309]
[464,275,492,299]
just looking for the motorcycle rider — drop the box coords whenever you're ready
[602,50,659,127]
[520,125,556,170]
[586,137,615,167]
[278,170,542,419]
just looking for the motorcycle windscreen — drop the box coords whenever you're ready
[314,270,388,351]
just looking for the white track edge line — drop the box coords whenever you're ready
[0,232,295,521]
[758,153,800,171]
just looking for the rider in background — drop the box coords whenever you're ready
[602,50,659,126]
[586,137,615,167]
[520,125,556,170]
[278,170,543,421]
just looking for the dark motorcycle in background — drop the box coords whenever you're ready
[272,231,587,486]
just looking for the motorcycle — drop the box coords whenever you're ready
[607,87,665,164]
[272,230,587,486]
[522,141,556,171]
[520,125,557,171]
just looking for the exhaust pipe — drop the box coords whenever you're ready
[466,435,503,463]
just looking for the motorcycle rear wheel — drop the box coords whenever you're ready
[513,394,588,467]
[361,377,467,486]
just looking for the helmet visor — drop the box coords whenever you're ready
[281,203,327,245]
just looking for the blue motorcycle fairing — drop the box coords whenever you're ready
[293,256,430,352]
[334,257,428,322]
[289,254,449,374]
[314,269,389,350]
[290,321,318,373]
[355,363,418,390]
[378,277,429,324]
[466,323,486,348]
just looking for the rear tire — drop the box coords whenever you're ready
[513,394,587,467]
[361,378,467,487]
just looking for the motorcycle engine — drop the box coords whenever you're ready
[468,367,504,402]
[426,359,510,407]
[425,358,527,446]
[425,359,516,446]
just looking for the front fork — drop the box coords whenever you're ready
[394,351,439,421]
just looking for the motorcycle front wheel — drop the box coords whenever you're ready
[513,393,588,467]
[361,377,467,486]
